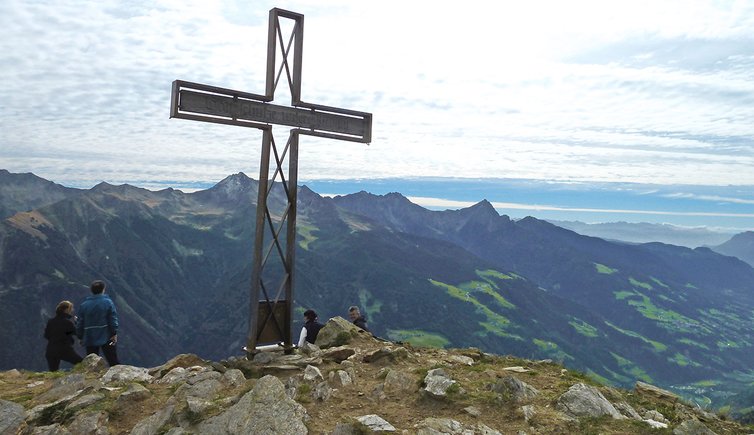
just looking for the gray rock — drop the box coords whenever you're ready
[102,365,153,384]
[477,424,502,435]
[129,398,177,435]
[117,383,151,405]
[447,355,474,366]
[81,354,107,373]
[332,423,358,435]
[673,420,718,435]
[299,342,321,356]
[636,381,679,402]
[67,410,109,435]
[0,398,26,435]
[356,414,396,432]
[316,317,363,348]
[27,391,81,424]
[304,365,324,382]
[175,378,224,400]
[28,423,71,434]
[644,409,669,424]
[252,352,275,364]
[645,419,669,429]
[463,406,482,418]
[37,373,86,404]
[196,375,308,435]
[415,417,467,434]
[186,370,222,385]
[383,369,417,394]
[421,368,460,400]
[614,401,642,420]
[157,367,189,385]
[66,393,106,413]
[322,346,356,363]
[222,369,246,387]
[329,370,353,388]
[186,396,212,415]
[164,428,191,435]
[149,354,206,379]
[522,405,536,423]
[363,347,409,364]
[556,383,623,419]
[314,381,333,402]
[490,375,539,403]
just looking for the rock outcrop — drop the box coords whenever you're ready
[0,317,747,434]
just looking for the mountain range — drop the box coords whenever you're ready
[2,170,754,413]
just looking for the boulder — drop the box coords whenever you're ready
[36,373,87,404]
[556,383,623,419]
[0,398,25,435]
[129,398,177,435]
[329,370,353,388]
[149,354,207,379]
[644,410,669,424]
[672,420,718,435]
[101,365,153,384]
[222,369,246,387]
[116,383,151,406]
[304,365,324,382]
[635,381,679,403]
[490,375,539,403]
[196,375,308,435]
[313,381,333,402]
[415,417,501,435]
[421,368,461,400]
[614,401,642,420]
[27,423,71,434]
[67,411,109,435]
[316,317,363,348]
[80,354,107,373]
[356,414,396,432]
[322,346,356,363]
[66,393,106,413]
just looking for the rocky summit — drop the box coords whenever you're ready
[1,317,750,435]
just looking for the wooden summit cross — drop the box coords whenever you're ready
[169,8,372,355]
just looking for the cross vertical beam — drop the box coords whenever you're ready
[170,7,372,356]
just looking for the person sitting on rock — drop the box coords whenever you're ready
[348,305,369,332]
[297,309,324,347]
[44,300,83,371]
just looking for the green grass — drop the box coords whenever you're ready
[357,288,382,320]
[476,269,514,280]
[386,329,450,348]
[429,279,513,337]
[610,352,653,383]
[629,277,653,290]
[533,338,574,362]
[605,321,667,352]
[650,277,669,288]
[614,290,635,300]
[459,280,515,309]
[594,263,618,274]
[297,224,319,250]
[569,318,600,337]
[668,352,700,367]
[678,338,710,350]
[625,292,700,332]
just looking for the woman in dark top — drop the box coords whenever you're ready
[44,300,83,371]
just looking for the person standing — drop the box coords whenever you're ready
[348,306,369,332]
[297,309,324,347]
[76,280,120,366]
[44,300,83,371]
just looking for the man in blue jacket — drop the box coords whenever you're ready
[76,280,120,366]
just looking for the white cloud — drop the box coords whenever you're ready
[1,0,753,191]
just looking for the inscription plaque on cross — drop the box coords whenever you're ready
[169,8,372,355]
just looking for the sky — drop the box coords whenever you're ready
[1,0,753,230]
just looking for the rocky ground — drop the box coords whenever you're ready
[1,316,752,435]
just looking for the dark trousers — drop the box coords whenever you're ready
[86,343,120,367]
[46,346,83,371]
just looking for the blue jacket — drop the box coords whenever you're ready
[76,293,119,347]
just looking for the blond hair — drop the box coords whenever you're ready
[55,300,73,315]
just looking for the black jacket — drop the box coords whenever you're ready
[44,313,77,350]
[304,320,323,344]
[352,316,369,332]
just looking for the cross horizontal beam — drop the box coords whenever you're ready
[171,80,372,143]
